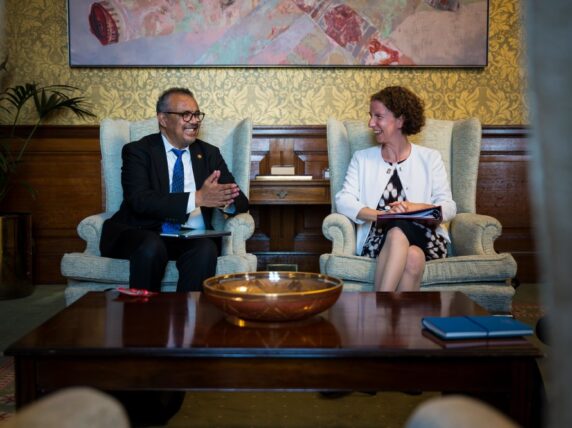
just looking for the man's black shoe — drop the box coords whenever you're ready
[111,390,185,427]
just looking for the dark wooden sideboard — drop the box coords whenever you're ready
[1,124,534,284]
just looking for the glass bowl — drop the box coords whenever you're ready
[203,271,343,324]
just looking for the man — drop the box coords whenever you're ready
[100,87,249,292]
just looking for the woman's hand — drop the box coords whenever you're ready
[358,207,386,222]
[358,202,435,222]
[388,201,434,213]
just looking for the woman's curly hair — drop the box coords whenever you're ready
[370,86,425,136]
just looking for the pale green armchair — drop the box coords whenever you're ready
[320,117,517,312]
[0,388,129,428]
[60,117,256,304]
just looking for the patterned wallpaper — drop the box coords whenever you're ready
[2,0,526,126]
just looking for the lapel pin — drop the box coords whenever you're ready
[197,154,203,159]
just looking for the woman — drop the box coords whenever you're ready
[335,86,456,292]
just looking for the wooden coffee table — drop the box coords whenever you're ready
[6,291,542,427]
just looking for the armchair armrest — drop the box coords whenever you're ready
[221,212,255,256]
[0,387,129,428]
[77,212,114,256]
[406,396,518,428]
[450,213,503,256]
[322,213,357,255]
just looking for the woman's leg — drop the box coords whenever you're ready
[397,246,425,291]
[374,227,410,291]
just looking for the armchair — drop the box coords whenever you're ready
[320,117,517,312]
[61,117,257,304]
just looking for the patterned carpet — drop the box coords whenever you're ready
[512,302,545,326]
[0,302,545,426]
[0,357,14,422]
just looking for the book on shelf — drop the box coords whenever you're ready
[421,315,533,340]
[255,175,313,181]
[377,206,442,228]
[160,229,231,239]
[270,165,296,175]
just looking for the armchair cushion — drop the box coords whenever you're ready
[320,252,516,286]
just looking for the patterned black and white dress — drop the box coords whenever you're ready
[361,165,448,261]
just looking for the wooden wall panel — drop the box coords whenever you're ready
[478,127,536,283]
[1,127,102,284]
[252,126,328,178]
[0,125,535,284]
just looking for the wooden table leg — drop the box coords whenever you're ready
[508,359,543,428]
[13,357,40,409]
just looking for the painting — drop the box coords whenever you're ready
[68,0,489,67]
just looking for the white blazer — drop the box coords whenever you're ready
[335,144,457,255]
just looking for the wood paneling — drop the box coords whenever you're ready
[478,127,535,283]
[1,126,102,284]
[0,124,534,284]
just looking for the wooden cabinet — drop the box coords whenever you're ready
[250,179,330,205]
[248,179,331,273]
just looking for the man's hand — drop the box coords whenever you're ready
[195,170,240,208]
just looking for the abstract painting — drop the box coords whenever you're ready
[68,0,489,67]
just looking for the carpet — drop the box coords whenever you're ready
[0,302,545,427]
[512,303,545,325]
[0,357,14,422]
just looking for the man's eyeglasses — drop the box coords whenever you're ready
[162,111,206,122]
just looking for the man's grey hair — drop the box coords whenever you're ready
[156,87,195,113]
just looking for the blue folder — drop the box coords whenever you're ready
[422,316,533,339]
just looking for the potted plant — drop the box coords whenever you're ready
[0,56,96,298]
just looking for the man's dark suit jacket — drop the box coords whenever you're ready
[100,133,249,256]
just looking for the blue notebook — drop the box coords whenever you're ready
[422,316,533,339]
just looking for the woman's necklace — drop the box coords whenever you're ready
[383,142,411,174]
[386,160,407,175]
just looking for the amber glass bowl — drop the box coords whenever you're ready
[203,271,343,324]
